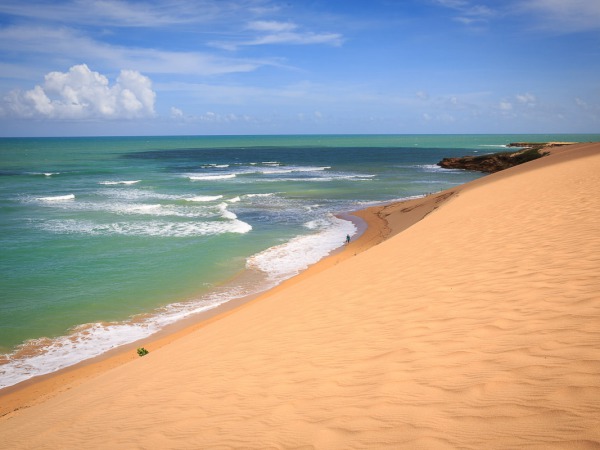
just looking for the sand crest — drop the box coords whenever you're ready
[1,143,599,449]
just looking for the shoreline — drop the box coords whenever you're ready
[0,189,457,417]
[1,142,598,447]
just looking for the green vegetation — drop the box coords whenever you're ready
[137,347,149,357]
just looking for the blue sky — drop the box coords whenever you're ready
[0,0,599,136]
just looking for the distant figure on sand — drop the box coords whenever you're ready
[346,234,351,244]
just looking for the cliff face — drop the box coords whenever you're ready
[437,144,556,173]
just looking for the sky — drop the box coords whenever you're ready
[0,0,599,137]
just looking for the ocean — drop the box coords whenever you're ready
[1,133,597,388]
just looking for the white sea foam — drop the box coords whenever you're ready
[0,322,156,389]
[259,168,294,174]
[246,193,276,198]
[185,195,223,202]
[0,214,356,389]
[0,282,258,389]
[36,194,75,201]
[260,166,330,174]
[246,215,356,281]
[41,218,252,237]
[228,196,241,203]
[98,188,179,201]
[418,164,463,173]
[263,174,373,182]
[188,174,236,181]
[128,204,162,213]
[218,202,238,220]
[28,172,60,177]
[201,164,230,168]
[34,197,215,219]
[99,180,141,185]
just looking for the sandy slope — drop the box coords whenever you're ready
[0,143,599,449]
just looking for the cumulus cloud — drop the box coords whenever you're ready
[2,64,156,119]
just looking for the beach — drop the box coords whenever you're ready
[1,142,599,449]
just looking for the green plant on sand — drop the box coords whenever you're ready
[137,347,149,357]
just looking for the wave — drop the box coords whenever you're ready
[246,193,276,198]
[258,168,294,174]
[188,174,236,181]
[25,172,61,177]
[99,180,141,185]
[40,218,252,237]
[217,202,238,220]
[418,164,464,173]
[246,215,356,281]
[185,195,224,202]
[39,199,237,219]
[98,188,180,202]
[261,174,374,182]
[36,194,75,201]
[256,166,331,175]
[0,215,356,389]
[0,277,262,390]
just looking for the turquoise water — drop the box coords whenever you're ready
[1,134,597,388]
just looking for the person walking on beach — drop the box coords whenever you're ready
[346,234,351,244]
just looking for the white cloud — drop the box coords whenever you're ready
[499,101,513,111]
[2,64,156,119]
[434,0,497,26]
[167,108,254,124]
[170,106,184,118]
[197,111,251,122]
[247,20,297,33]
[211,20,343,50]
[0,0,251,28]
[0,25,272,78]
[516,93,536,106]
[247,31,343,47]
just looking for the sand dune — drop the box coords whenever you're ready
[1,143,599,449]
